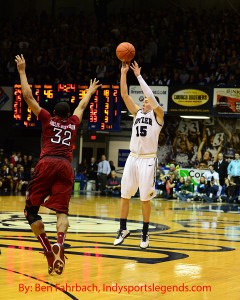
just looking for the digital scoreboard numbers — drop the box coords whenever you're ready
[13,84,121,131]
[88,84,121,131]
[56,84,77,105]
[14,84,40,128]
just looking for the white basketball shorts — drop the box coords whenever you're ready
[121,155,157,201]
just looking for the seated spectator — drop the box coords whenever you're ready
[176,179,194,202]
[11,166,21,192]
[165,173,178,199]
[194,176,207,201]
[175,176,185,192]
[186,175,195,189]
[155,174,167,198]
[167,164,180,181]
[105,171,121,196]
[201,177,219,203]
[75,168,88,191]
[221,177,239,203]
[18,166,29,193]
[156,163,166,179]
[203,164,220,185]
[203,163,221,197]
[0,165,12,192]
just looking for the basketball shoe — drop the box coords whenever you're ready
[140,233,149,249]
[52,243,65,275]
[114,229,130,245]
[44,251,55,275]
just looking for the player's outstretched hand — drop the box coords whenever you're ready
[15,54,26,74]
[88,78,102,95]
[130,61,141,77]
[121,62,130,74]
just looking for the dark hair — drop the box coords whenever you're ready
[205,150,212,158]
[54,102,70,118]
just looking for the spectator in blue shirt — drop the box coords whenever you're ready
[97,154,111,195]
[227,153,240,186]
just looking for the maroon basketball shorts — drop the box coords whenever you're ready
[26,156,74,214]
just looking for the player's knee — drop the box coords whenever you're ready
[24,206,42,225]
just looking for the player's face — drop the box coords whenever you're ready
[142,98,152,113]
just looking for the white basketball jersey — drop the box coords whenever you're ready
[130,109,162,155]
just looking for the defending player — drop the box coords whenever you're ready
[114,61,164,249]
[15,54,101,274]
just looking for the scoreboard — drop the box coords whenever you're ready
[13,83,121,131]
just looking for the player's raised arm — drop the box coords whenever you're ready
[15,54,41,116]
[120,62,139,117]
[130,61,164,125]
[73,78,102,122]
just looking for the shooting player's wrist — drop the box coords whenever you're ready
[137,75,160,108]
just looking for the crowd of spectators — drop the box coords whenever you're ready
[1,6,240,87]
[0,149,36,193]
[155,153,240,204]
[74,155,121,195]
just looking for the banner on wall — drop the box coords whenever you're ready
[213,87,240,117]
[129,85,168,113]
[0,86,12,111]
[118,149,130,167]
[180,168,207,185]
[167,86,212,115]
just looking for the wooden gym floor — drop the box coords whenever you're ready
[0,192,239,300]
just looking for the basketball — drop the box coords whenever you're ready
[116,42,135,62]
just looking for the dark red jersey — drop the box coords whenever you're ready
[38,108,80,162]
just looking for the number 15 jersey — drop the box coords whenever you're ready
[130,109,162,155]
[39,108,80,163]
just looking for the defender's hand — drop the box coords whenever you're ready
[15,54,26,74]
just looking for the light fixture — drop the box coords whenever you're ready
[180,116,210,119]
[121,110,128,113]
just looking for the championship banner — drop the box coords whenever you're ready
[167,86,212,115]
[213,87,240,117]
[129,85,168,113]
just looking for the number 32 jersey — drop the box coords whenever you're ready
[130,109,162,155]
[39,108,80,163]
